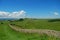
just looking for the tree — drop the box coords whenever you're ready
[18,18,24,21]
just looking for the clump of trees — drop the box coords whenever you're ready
[18,18,24,21]
[48,19,60,22]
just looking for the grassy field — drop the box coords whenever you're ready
[10,18,60,31]
[0,18,60,40]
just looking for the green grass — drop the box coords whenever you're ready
[10,19,60,31]
[0,18,60,40]
[0,23,60,40]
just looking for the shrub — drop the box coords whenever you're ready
[18,18,24,21]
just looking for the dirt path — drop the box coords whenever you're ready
[9,24,60,38]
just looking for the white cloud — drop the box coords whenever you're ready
[0,10,26,19]
[54,12,59,16]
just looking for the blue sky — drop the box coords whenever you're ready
[0,0,60,18]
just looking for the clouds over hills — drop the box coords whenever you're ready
[0,10,26,19]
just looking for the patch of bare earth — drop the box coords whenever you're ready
[9,24,60,38]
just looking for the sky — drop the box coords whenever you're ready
[0,0,60,19]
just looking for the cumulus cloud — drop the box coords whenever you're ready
[54,12,59,16]
[0,10,26,19]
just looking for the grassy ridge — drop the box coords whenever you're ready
[0,18,60,40]
[10,19,60,31]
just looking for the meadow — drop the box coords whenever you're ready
[0,18,60,40]
[10,18,60,31]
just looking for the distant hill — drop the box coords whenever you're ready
[0,18,18,20]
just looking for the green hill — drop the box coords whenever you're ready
[10,18,60,31]
[0,18,60,40]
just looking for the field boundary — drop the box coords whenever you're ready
[9,24,60,38]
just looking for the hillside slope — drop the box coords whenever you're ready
[10,18,60,31]
[0,19,60,40]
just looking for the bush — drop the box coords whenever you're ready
[1,22,3,24]
[18,18,24,21]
